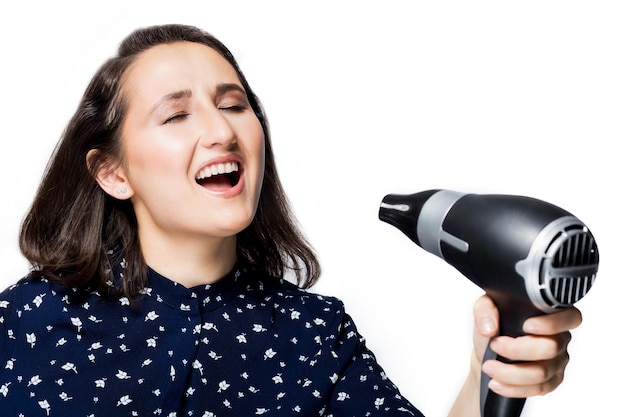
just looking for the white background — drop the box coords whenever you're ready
[1,1,624,416]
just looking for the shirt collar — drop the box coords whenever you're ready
[142,264,247,312]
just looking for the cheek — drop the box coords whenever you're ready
[122,131,192,185]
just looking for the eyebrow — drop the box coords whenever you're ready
[215,83,247,99]
[150,89,192,114]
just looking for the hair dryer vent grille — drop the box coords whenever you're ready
[539,224,598,308]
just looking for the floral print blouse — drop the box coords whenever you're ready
[0,264,423,416]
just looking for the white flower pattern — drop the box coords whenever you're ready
[0,265,421,416]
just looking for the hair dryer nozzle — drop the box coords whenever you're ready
[379,190,441,247]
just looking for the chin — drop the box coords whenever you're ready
[212,211,256,236]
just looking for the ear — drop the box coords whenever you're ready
[86,149,134,200]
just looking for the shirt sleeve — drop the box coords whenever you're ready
[0,282,19,364]
[323,303,425,417]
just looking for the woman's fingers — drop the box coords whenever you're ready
[523,307,583,335]
[482,354,569,397]
[489,332,572,362]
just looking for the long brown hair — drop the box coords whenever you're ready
[19,24,320,297]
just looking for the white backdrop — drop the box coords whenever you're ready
[1,1,623,416]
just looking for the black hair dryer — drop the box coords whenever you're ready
[378,189,599,417]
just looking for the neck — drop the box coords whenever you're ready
[139,232,238,288]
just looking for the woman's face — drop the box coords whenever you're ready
[118,41,265,244]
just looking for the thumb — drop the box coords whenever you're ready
[472,294,499,362]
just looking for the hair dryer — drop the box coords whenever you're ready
[378,189,599,417]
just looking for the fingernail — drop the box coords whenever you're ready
[480,317,496,334]
[488,378,502,391]
[523,320,539,334]
[482,361,495,377]
[489,339,502,354]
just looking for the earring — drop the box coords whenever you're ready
[118,186,128,195]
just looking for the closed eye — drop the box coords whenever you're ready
[219,104,247,113]
[163,112,189,124]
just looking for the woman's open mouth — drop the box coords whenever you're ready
[195,161,242,191]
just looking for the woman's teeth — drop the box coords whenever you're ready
[196,161,239,180]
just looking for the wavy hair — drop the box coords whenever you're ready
[19,24,320,297]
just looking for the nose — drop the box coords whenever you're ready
[197,105,237,148]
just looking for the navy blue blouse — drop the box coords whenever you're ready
[0,265,423,416]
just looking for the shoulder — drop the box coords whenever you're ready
[247,269,346,309]
[1,276,37,311]
[1,274,74,298]
[0,275,84,323]
[244,269,348,327]
[0,276,63,356]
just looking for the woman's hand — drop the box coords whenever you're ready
[449,295,583,417]
[472,294,583,398]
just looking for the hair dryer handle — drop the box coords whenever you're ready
[481,344,526,417]
[480,294,542,417]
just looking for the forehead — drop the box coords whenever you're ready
[121,41,242,99]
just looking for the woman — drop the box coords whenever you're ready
[0,24,580,416]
